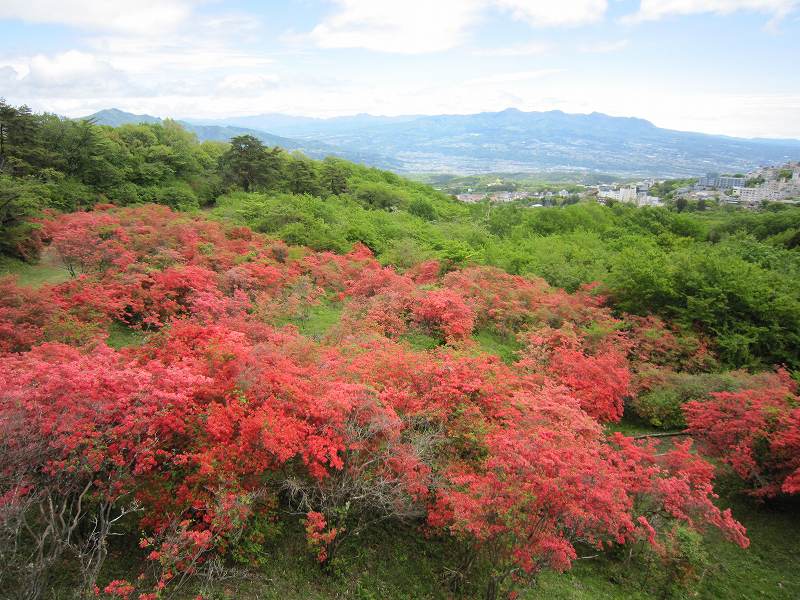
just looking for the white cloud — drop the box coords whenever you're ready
[308,0,484,54]
[493,0,608,26]
[579,39,630,53]
[85,35,273,74]
[2,1,798,139]
[306,1,608,54]
[624,0,799,23]
[473,41,551,56]
[0,4,273,104]
[217,74,280,96]
[466,69,563,85]
[1,50,136,97]
[0,0,196,35]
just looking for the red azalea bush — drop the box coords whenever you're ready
[0,205,757,599]
[684,369,800,498]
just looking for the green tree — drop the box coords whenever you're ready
[320,158,350,195]
[219,135,282,192]
[287,158,320,195]
[0,100,38,175]
[0,176,44,259]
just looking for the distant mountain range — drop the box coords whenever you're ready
[84,108,800,178]
[82,109,401,169]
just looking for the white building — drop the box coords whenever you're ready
[456,193,486,203]
[736,187,762,203]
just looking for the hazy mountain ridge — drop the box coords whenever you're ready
[86,108,800,177]
[82,109,402,169]
[240,108,799,177]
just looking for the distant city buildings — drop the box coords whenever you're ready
[456,189,576,204]
[453,161,799,209]
[596,183,662,207]
[455,193,486,203]
[732,175,800,204]
[676,161,800,207]
[697,173,746,189]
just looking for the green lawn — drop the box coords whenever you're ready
[280,301,345,340]
[473,328,521,364]
[105,321,147,349]
[0,251,71,287]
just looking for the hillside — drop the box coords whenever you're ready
[88,107,800,177]
[83,109,400,169]
[2,204,799,600]
[194,108,800,177]
[2,102,800,600]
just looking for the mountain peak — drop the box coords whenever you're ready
[83,108,161,126]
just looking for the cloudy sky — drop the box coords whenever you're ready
[1,0,799,138]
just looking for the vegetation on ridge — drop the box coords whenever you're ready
[1,102,799,599]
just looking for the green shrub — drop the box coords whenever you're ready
[631,372,741,429]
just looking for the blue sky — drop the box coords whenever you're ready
[1,0,799,138]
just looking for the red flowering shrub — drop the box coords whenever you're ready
[517,327,631,422]
[0,205,757,598]
[0,277,58,352]
[45,210,136,275]
[428,387,747,595]
[548,347,631,422]
[411,288,475,342]
[684,369,800,498]
[442,266,548,333]
[102,579,135,599]
[304,511,339,563]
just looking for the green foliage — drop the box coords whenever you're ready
[473,329,521,364]
[608,240,800,368]
[354,181,407,210]
[214,183,800,369]
[2,100,800,370]
[219,134,283,192]
[631,372,742,429]
[0,176,45,259]
[408,198,437,221]
[320,157,351,195]
[606,526,711,600]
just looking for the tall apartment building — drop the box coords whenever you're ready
[699,173,746,189]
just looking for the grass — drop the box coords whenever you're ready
[106,321,147,349]
[400,330,441,350]
[76,521,464,600]
[89,483,798,600]
[533,483,800,600]
[472,328,521,364]
[0,251,71,287]
[606,412,669,438]
[289,302,344,339]
[693,484,800,599]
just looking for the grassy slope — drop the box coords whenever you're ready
[0,249,71,287]
[6,258,800,600]
[133,476,800,600]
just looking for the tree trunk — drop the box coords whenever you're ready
[485,575,499,600]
